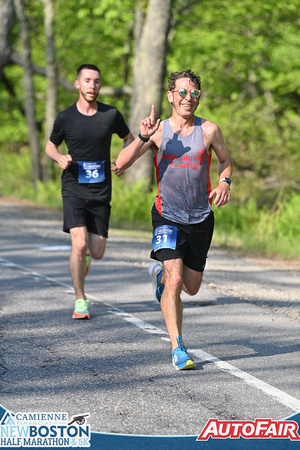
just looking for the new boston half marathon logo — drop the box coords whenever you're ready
[0,410,91,447]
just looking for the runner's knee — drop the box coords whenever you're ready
[165,271,183,293]
[72,237,88,256]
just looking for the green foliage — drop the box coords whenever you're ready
[0,149,62,208]
[167,0,300,205]
[33,179,62,209]
[1,0,299,259]
[1,65,29,148]
[54,0,135,102]
[1,149,33,196]
[212,194,300,259]
[110,177,155,230]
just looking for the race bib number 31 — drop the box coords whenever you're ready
[152,225,177,252]
[78,161,105,184]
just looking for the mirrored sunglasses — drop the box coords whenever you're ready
[172,88,201,98]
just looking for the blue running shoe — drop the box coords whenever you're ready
[149,262,164,303]
[172,335,195,370]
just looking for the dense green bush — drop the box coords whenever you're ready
[110,179,155,230]
[213,194,300,259]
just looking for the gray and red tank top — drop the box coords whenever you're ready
[154,117,212,224]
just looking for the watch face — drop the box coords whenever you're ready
[225,177,231,185]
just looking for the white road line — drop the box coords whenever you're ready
[189,349,300,412]
[38,245,71,251]
[103,302,169,336]
[0,258,71,289]
[2,256,300,412]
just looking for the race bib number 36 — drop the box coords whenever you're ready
[152,225,177,252]
[78,161,105,184]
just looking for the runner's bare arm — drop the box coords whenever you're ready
[111,132,135,176]
[45,140,72,170]
[115,105,160,171]
[207,124,232,207]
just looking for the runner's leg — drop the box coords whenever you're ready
[160,258,184,351]
[69,226,88,300]
[88,233,107,260]
[182,266,203,295]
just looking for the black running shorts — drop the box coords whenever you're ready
[150,204,214,272]
[63,196,111,237]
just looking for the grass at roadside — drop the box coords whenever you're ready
[212,194,300,259]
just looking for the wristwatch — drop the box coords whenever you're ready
[219,177,231,186]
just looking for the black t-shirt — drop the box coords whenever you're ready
[50,102,130,202]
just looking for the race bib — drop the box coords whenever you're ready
[152,225,177,252]
[78,161,105,184]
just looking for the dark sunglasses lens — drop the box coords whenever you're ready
[191,90,200,98]
[178,89,188,97]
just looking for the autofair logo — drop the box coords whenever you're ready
[0,411,91,447]
[197,419,300,441]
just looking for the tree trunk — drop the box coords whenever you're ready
[13,0,41,186]
[125,0,172,186]
[0,0,15,79]
[43,0,56,181]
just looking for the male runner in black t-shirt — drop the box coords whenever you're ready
[45,64,133,319]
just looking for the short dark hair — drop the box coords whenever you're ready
[168,69,201,91]
[76,64,101,79]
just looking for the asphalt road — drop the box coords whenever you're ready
[0,198,300,437]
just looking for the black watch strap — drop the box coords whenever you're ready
[138,133,150,142]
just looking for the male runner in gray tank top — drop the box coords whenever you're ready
[116,69,232,370]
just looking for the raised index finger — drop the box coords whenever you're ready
[150,104,155,121]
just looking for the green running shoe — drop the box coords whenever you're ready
[85,256,91,277]
[72,299,90,319]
